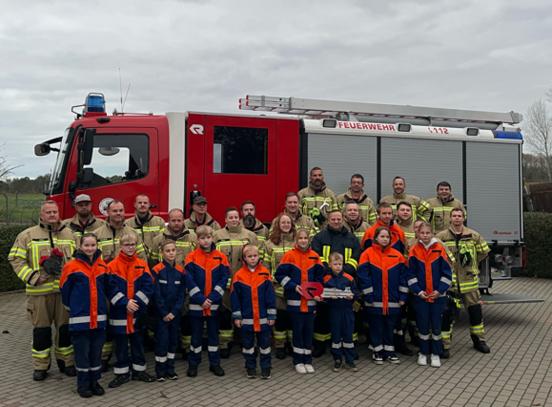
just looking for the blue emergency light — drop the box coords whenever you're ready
[84,93,106,113]
[493,130,523,140]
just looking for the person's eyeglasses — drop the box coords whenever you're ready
[122,243,137,247]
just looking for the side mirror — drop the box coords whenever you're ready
[81,128,96,166]
[34,143,51,156]
[77,167,95,187]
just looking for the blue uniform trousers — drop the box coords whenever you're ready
[71,329,105,391]
[188,316,220,367]
[368,313,399,356]
[329,307,355,364]
[413,296,445,356]
[290,312,314,365]
[113,330,146,375]
[241,326,272,370]
[154,314,180,377]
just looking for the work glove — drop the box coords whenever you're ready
[39,248,64,277]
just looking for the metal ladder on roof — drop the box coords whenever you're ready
[238,94,523,129]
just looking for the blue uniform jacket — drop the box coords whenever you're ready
[152,260,186,318]
[323,272,358,311]
[407,239,452,297]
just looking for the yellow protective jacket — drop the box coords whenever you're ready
[436,226,490,294]
[263,232,295,308]
[9,222,76,295]
[151,228,197,266]
[397,217,416,250]
[270,210,317,237]
[344,219,370,244]
[94,222,146,262]
[240,218,269,243]
[297,185,337,227]
[426,195,466,234]
[380,193,431,222]
[337,189,377,225]
[62,214,105,245]
[184,212,221,232]
[127,213,165,259]
[213,225,259,276]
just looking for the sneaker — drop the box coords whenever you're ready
[387,353,400,364]
[187,367,198,378]
[90,381,105,396]
[417,353,428,366]
[64,365,77,377]
[333,360,342,372]
[260,368,271,379]
[209,365,225,376]
[32,370,47,381]
[156,375,166,382]
[165,372,178,380]
[275,347,286,360]
[441,349,450,359]
[78,388,93,398]
[304,364,315,374]
[372,352,384,365]
[132,371,155,382]
[430,354,441,368]
[345,362,358,372]
[295,363,307,374]
[246,368,257,379]
[108,373,130,388]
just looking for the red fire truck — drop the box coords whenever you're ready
[35,93,536,300]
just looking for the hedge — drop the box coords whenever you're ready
[1,213,551,292]
[0,224,27,292]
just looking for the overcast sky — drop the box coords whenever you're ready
[1,0,551,178]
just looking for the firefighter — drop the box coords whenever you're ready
[184,196,221,232]
[271,192,317,236]
[407,222,452,368]
[274,229,325,374]
[436,208,491,356]
[213,207,259,358]
[106,233,156,388]
[343,201,370,243]
[311,209,360,357]
[297,167,337,228]
[231,245,276,379]
[184,225,230,378]
[264,213,296,359]
[127,194,166,266]
[240,200,269,243]
[8,200,76,381]
[95,200,146,263]
[357,227,409,365]
[426,181,466,234]
[62,194,105,245]
[380,176,431,221]
[337,174,377,225]
[151,208,196,358]
[152,240,186,381]
[396,201,416,244]
[60,233,108,397]
[361,203,406,254]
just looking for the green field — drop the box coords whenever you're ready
[0,193,44,225]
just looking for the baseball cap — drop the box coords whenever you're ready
[74,194,92,204]
[193,196,207,205]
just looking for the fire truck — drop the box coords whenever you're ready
[35,93,534,301]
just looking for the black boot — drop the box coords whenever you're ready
[441,349,450,359]
[78,381,93,398]
[312,340,326,358]
[33,370,48,381]
[471,335,491,353]
[64,365,76,377]
[90,381,105,396]
[275,347,286,360]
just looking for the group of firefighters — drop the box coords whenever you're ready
[8,166,491,397]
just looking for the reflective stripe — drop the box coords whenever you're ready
[343,342,354,349]
[304,349,312,355]
[383,345,394,351]
[331,342,342,349]
[114,366,129,374]
[287,299,316,307]
[407,278,418,286]
[155,356,168,363]
[90,365,102,372]
[418,333,431,340]
[232,311,242,319]
[362,287,373,295]
[133,364,146,371]
[267,308,276,315]
[242,347,255,355]
[189,287,200,296]
[370,302,400,308]
[167,352,175,359]
[399,286,409,293]
[242,318,268,325]
[110,319,135,326]
[214,285,225,296]
[431,334,442,340]
[75,366,89,372]
[32,348,51,358]
[111,292,125,305]
[190,345,202,353]
[189,304,219,311]
[280,276,291,287]
[159,279,168,284]
[136,290,149,305]
[259,347,271,355]
[69,315,107,324]
[372,345,383,352]
[207,346,218,352]
[440,277,452,285]
[293,346,305,354]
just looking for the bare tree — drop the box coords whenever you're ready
[524,99,552,181]
[0,145,21,180]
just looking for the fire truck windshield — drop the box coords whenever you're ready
[47,128,73,195]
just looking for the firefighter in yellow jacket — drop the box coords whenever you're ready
[270,192,317,236]
[337,174,377,225]
[62,194,105,245]
[342,201,370,243]
[240,200,269,243]
[184,196,221,232]
[436,207,491,357]
[213,207,258,357]
[297,167,337,228]
[426,181,466,234]
[380,176,431,222]
[9,200,76,381]
[127,194,165,265]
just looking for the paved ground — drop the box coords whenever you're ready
[0,277,550,407]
